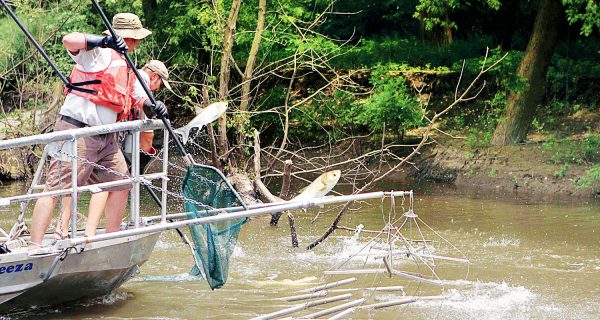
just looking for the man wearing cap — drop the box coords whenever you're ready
[29,13,168,247]
[134,60,172,158]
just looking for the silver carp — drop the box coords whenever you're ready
[174,101,227,144]
[292,169,341,201]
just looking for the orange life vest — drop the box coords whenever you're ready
[64,50,135,121]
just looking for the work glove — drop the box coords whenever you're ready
[152,100,168,118]
[86,34,128,53]
[103,35,128,53]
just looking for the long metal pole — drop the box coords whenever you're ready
[61,191,408,247]
[0,0,70,86]
[89,0,193,165]
[144,190,414,223]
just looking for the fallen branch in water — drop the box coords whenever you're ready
[307,49,507,250]
[253,129,299,247]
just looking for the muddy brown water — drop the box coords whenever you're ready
[0,181,598,319]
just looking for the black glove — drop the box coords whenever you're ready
[143,99,168,118]
[86,34,128,53]
[103,35,128,53]
[153,101,168,118]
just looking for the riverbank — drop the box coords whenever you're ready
[411,135,599,199]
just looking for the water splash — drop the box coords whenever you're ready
[415,281,536,320]
[483,236,521,248]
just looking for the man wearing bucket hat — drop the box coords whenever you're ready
[30,13,168,246]
[53,58,174,238]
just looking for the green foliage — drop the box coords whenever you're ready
[356,64,423,136]
[466,129,492,148]
[414,0,501,32]
[542,136,600,165]
[553,163,571,179]
[0,16,28,71]
[250,86,287,140]
[333,36,490,69]
[563,0,600,36]
[575,164,600,192]
[290,89,361,142]
[447,49,525,146]
[547,53,600,104]
[0,3,99,76]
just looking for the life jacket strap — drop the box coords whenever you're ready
[65,79,102,94]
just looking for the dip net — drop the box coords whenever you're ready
[182,164,247,289]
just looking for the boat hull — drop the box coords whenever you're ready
[0,232,160,314]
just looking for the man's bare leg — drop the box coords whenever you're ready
[30,197,58,247]
[84,192,109,236]
[105,190,129,232]
[55,197,72,239]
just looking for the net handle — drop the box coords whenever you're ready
[90,0,193,165]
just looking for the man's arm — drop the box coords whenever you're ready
[62,32,86,55]
[62,32,128,55]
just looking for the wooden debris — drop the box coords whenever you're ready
[415,253,470,263]
[359,297,416,309]
[327,286,404,293]
[279,285,404,302]
[358,295,445,310]
[302,298,365,319]
[382,256,393,277]
[324,269,441,286]
[298,277,357,293]
[327,307,356,320]
[250,294,353,320]
[278,291,327,302]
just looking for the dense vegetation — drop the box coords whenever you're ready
[0,0,598,192]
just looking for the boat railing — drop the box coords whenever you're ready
[0,118,414,252]
[0,119,169,239]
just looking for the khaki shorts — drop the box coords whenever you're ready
[44,118,132,193]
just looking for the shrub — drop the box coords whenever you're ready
[575,164,600,194]
[542,136,600,165]
[356,64,423,137]
[332,36,490,69]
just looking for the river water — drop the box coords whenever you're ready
[0,181,598,319]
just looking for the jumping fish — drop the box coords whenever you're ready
[174,101,227,144]
[291,170,341,201]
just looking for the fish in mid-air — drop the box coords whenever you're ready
[291,170,341,201]
[174,101,227,144]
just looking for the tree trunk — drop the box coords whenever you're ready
[491,0,563,146]
[217,0,242,166]
[202,86,220,168]
[238,0,266,140]
[237,0,266,149]
[443,5,452,45]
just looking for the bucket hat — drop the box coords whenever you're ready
[104,13,152,40]
[145,60,172,91]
